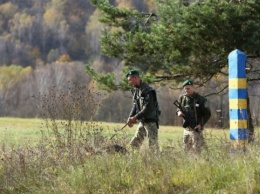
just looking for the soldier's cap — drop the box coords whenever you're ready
[126,70,139,77]
[182,80,193,87]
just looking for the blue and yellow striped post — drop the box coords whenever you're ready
[228,49,248,149]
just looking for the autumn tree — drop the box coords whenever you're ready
[0,65,32,115]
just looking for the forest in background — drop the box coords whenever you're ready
[0,0,259,127]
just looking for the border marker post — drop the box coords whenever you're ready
[228,49,248,150]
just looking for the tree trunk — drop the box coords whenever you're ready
[247,94,254,143]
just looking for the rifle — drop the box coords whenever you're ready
[173,100,199,132]
[117,123,128,132]
[110,123,128,140]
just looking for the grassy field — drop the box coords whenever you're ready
[0,117,260,194]
[0,117,229,145]
[0,117,44,145]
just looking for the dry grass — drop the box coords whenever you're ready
[0,84,259,193]
[0,117,260,193]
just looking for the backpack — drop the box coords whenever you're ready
[141,86,161,120]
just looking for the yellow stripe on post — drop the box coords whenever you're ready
[230,120,247,129]
[229,99,247,109]
[229,78,247,89]
[231,140,248,149]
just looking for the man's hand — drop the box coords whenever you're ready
[129,117,137,123]
[127,122,134,128]
[177,111,184,117]
[127,117,137,128]
[194,124,202,131]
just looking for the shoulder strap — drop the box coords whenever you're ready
[181,95,186,107]
[131,88,138,99]
[193,94,198,123]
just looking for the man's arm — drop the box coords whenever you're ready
[129,101,137,118]
[176,96,184,116]
[127,90,137,127]
[174,97,198,131]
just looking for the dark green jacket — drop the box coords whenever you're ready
[129,81,159,122]
[177,92,211,127]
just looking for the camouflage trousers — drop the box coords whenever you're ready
[130,122,159,151]
[183,128,204,153]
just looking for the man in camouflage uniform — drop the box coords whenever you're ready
[177,80,211,153]
[126,70,160,152]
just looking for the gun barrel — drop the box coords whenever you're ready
[173,100,181,108]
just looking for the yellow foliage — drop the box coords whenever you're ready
[32,47,40,58]
[21,66,33,75]
[146,0,156,12]
[116,0,133,9]
[44,8,62,28]
[0,65,31,90]
[0,2,18,18]
[15,12,33,27]
[57,54,71,62]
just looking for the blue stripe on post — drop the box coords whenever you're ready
[229,89,247,99]
[229,109,248,120]
[228,50,246,78]
[230,129,248,140]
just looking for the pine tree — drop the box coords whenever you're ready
[88,0,260,89]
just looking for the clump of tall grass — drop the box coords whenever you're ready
[0,83,128,192]
[33,82,129,153]
[2,138,260,193]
